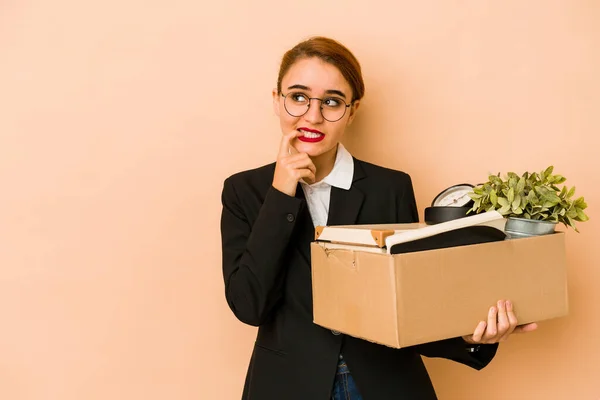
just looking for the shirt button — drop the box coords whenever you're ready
[286,213,295,222]
[331,330,341,336]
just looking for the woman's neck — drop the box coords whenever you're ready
[312,145,338,183]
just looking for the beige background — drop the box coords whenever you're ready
[1,0,598,399]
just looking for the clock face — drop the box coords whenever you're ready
[432,184,475,207]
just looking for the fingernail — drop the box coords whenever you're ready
[490,306,496,313]
[506,300,512,309]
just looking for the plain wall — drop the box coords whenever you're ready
[1,0,598,399]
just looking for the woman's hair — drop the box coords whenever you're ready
[277,36,365,102]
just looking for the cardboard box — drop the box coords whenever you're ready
[311,232,568,348]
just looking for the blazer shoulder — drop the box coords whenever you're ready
[355,158,413,187]
[223,162,276,192]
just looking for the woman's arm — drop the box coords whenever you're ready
[221,132,316,326]
[221,179,304,326]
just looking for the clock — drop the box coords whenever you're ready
[425,184,475,225]
[431,184,475,207]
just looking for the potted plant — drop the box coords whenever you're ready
[468,166,589,236]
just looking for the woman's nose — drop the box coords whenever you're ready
[303,99,324,123]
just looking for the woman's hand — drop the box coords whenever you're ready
[272,130,316,197]
[462,300,538,345]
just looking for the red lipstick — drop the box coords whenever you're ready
[297,128,325,143]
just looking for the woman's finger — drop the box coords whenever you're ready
[280,152,310,165]
[482,305,498,342]
[288,157,316,175]
[278,130,301,159]
[296,169,316,184]
[513,323,539,334]
[496,300,510,339]
[500,300,519,341]
[470,321,487,343]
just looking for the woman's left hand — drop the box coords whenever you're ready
[462,299,538,345]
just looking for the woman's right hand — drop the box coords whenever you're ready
[272,131,316,197]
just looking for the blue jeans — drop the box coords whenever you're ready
[331,356,363,400]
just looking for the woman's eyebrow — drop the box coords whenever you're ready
[288,84,310,91]
[325,89,347,99]
[287,84,347,99]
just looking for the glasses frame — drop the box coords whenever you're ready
[280,92,352,122]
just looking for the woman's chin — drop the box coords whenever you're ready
[293,142,336,159]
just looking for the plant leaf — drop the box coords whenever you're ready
[559,186,567,198]
[554,175,566,184]
[576,209,589,222]
[497,197,509,207]
[516,177,526,194]
[574,197,587,209]
[512,195,521,211]
[490,190,498,206]
[507,187,515,203]
[498,204,511,215]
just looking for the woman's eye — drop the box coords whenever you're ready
[291,93,308,103]
[324,98,342,108]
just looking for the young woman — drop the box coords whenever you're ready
[220,36,536,400]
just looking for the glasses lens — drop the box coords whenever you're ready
[284,92,310,117]
[320,96,347,122]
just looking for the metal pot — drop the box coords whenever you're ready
[505,217,557,238]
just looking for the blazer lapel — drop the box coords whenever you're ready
[294,184,318,264]
[326,158,366,226]
[295,159,367,266]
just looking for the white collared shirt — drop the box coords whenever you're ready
[301,143,354,228]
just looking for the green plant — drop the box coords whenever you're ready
[468,166,589,232]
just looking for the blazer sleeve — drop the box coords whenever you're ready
[395,174,498,370]
[414,338,498,370]
[220,178,304,327]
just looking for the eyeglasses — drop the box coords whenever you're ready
[281,91,352,122]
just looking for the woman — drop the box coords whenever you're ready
[220,36,536,400]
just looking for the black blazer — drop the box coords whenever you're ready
[220,158,497,400]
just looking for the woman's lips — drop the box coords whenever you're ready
[297,128,325,143]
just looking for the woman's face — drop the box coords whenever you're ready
[273,57,360,158]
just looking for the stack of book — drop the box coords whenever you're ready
[314,211,508,255]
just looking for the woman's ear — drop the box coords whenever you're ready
[272,89,281,116]
[346,100,361,125]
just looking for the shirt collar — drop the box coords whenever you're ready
[303,143,354,190]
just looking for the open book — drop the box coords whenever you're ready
[315,211,506,255]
